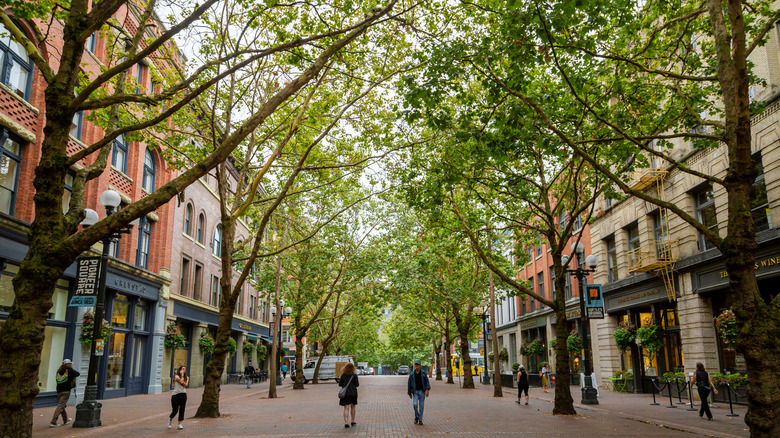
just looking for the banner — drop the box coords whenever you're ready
[69,256,101,307]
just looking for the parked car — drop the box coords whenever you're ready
[398,365,410,375]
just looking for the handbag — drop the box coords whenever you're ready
[338,374,355,399]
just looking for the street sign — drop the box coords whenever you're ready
[69,256,101,307]
[587,307,605,319]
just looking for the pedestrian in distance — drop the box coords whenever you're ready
[168,365,189,430]
[407,359,431,425]
[281,363,288,381]
[338,362,360,428]
[49,359,80,427]
[540,363,550,393]
[516,365,530,405]
[691,362,717,420]
[244,360,255,389]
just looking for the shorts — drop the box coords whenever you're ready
[518,386,528,397]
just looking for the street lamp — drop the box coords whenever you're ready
[74,190,138,428]
[476,307,490,385]
[562,242,600,405]
[270,301,292,386]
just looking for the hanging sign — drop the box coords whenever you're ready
[69,257,101,307]
[585,284,605,319]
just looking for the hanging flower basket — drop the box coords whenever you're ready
[164,322,186,349]
[520,338,545,357]
[79,310,111,346]
[199,332,215,355]
[714,309,738,352]
[566,330,582,357]
[256,344,267,362]
[226,337,237,354]
[635,324,664,360]
[613,321,636,352]
[243,341,256,355]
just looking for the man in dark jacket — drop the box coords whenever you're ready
[244,361,255,388]
[407,360,431,425]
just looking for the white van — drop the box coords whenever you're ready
[302,356,353,383]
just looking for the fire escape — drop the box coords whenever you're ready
[627,153,679,302]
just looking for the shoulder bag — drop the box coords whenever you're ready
[338,375,355,399]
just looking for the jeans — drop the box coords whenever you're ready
[170,393,187,422]
[50,392,70,424]
[246,376,252,388]
[412,390,426,422]
[697,387,712,419]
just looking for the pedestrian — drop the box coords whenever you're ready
[49,359,80,427]
[691,362,717,420]
[540,363,550,393]
[338,362,360,428]
[407,359,431,425]
[244,360,255,389]
[281,363,288,381]
[168,365,189,430]
[516,365,529,405]
[473,364,479,382]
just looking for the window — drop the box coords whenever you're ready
[537,272,545,304]
[70,111,83,141]
[565,270,572,299]
[142,148,156,192]
[653,211,670,259]
[149,79,156,95]
[752,154,770,232]
[212,225,222,257]
[180,257,191,295]
[573,214,583,231]
[193,264,203,300]
[135,62,146,94]
[136,217,151,268]
[694,186,718,251]
[550,266,556,296]
[626,223,640,271]
[197,213,204,243]
[237,289,243,315]
[528,277,535,312]
[107,204,123,258]
[528,247,534,264]
[536,245,542,258]
[249,296,254,320]
[0,21,34,100]
[86,31,97,53]
[559,211,567,230]
[606,236,618,282]
[184,203,192,235]
[62,171,75,214]
[0,130,22,215]
[111,134,128,173]
[210,275,220,306]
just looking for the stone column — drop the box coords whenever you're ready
[190,323,209,387]
[236,333,246,375]
[677,273,719,374]
[159,313,175,393]
[591,316,620,389]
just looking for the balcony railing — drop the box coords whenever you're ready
[629,168,667,191]
[628,239,679,273]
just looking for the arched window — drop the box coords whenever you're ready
[136,217,152,269]
[111,133,128,173]
[184,203,192,235]
[0,21,34,101]
[197,213,204,243]
[212,225,222,257]
[142,148,156,192]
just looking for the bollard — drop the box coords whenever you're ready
[726,383,739,417]
[686,376,697,411]
[666,380,677,408]
[650,378,660,405]
[676,379,685,404]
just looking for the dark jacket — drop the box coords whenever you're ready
[244,365,255,376]
[55,368,80,393]
[407,370,431,395]
[338,373,359,397]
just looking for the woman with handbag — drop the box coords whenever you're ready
[338,363,360,428]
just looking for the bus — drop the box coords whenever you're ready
[451,354,485,378]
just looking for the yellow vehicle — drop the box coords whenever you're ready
[450,355,485,378]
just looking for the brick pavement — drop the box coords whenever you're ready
[32,376,749,437]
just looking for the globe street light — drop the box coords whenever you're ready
[74,190,138,428]
[270,302,292,386]
[562,242,600,405]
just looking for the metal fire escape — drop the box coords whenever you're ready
[627,153,679,302]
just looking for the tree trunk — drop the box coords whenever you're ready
[433,338,443,381]
[293,334,306,389]
[313,343,329,384]
[551,295,575,415]
[444,337,454,384]
[488,270,502,397]
[194,301,237,417]
[458,336,474,389]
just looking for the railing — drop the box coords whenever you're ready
[628,239,679,273]
[629,168,667,191]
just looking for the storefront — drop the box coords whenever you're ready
[518,316,547,373]
[550,305,584,377]
[604,277,682,393]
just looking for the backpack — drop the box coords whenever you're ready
[70,370,77,390]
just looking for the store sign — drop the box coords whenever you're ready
[585,284,604,319]
[69,257,101,307]
[238,323,251,330]
[587,307,605,319]
[697,254,780,293]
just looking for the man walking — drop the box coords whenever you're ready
[244,361,255,388]
[407,360,430,425]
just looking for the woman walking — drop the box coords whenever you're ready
[169,365,189,430]
[516,365,529,405]
[49,359,80,427]
[540,363,550,393]
[691,362,717,420]
[338,363,360,428]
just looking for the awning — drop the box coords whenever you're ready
[247,335,258,342]
[261,335,273,342]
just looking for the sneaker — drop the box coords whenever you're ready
[418,421,424,425]
[168,420,172,429]
[414,418,419,424]
[63,418,72,426]
[49,423,59,428]
[178,424,184,430]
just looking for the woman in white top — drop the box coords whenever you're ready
[169,365,189,430]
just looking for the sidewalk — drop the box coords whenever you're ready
[31,376,749,437]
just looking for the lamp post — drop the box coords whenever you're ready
[270,301,292,386]
[562,242,599,405]
[477,308,490,384]
[73,190,138,428]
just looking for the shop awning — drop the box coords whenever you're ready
[247,335,258,342]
